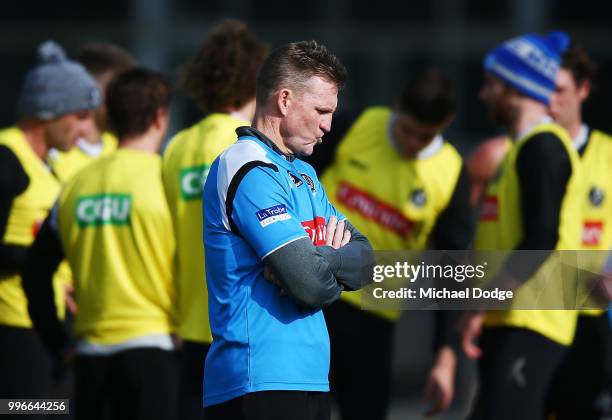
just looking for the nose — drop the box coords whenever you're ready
[320,115,332,135]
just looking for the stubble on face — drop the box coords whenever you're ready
[480,74,515,129]
[45,111,94,152]
[282,76,338,157]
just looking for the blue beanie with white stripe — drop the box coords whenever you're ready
[484,31,570,105]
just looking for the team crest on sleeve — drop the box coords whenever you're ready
[300,174,316,192]
[589,186,604,207]
[256,204,292,227]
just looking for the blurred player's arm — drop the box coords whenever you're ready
[21,211,72,360]
[430,162,475,251]
[430,162,473,351]
[0,146,30,276]
[423,162,473,415]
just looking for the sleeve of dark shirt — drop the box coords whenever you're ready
[0,145,30,276]
[22,214,71,359]
[317,220,376,291]
[429,162,475,350]
[503,132,573,282]
[430,163,475,250]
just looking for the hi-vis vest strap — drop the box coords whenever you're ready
[476,122,582,346]
[0,127,69,327]
[322,107,463,321]
[575,129,612,316]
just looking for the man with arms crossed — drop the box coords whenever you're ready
[162,20,268,419]
[202,40,374,420]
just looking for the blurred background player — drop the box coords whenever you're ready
[321,68,474,420]
[162,19,269,420]
[23,68,177,420]
[0,40,100,403]
[48,42,136,183]
[460,32,584,420]
[546,37,612,420]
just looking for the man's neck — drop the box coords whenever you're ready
[18,120,48,160]
[565,117,583,141]
[253,113,290,154]
[227,98,256,123]
[119,131,162,154]
[80,126,104,146]
[511,100,550,139]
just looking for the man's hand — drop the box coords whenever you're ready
[325,215,350,249]
[422,346,456,417]
[65,283,78,315]
[458,311,485,359]
[589,273,612,303]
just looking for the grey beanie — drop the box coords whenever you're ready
[17,40,102,119]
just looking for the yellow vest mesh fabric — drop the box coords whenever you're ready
[476,122,582,346]
[58,148,176,344]
[321,107,463,321]
[162,113,247,343]
[575,130,612,316]
[0,127,69,327]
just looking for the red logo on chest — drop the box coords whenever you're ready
[479,196,499,221]
[301,216,326,246]
[32,219,44,237]
[582,221,603,246]
[336,181,413,237]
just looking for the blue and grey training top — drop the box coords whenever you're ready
[202,126,373,407]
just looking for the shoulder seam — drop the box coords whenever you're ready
[226,161,278,235]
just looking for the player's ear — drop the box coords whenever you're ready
[276,88,292,117]
[578,79,591,102]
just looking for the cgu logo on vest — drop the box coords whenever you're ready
[76,194,132,227]
[180,165,210,200]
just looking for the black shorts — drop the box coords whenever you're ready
[547,312,612,419]
[468,326,567,420]
[204,390,330,420]
[324,300,394,420]
[179,340,210,420]
[74,348,179,420]
[0,325,52,399]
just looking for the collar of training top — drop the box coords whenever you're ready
[236,126,296,162]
